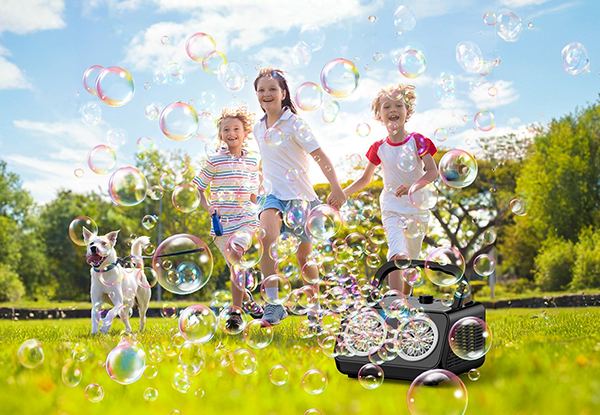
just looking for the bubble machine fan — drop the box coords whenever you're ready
[335,260,487,381]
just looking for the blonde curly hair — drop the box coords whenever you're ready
[216,107,255,145]
[371,84,417,122]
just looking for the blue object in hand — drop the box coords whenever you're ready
[212,211,223,236]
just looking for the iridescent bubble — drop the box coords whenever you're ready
[172,184,200,213]
[300,25,325,51]
[302,369,328,395]
[285,168,300,182]
[456,41,483,74]
[358,363,384,389]
[232,349,258,375]
[488,86,498,96]
[305,204,342,241]
[510,198,527,216]
[425,246,465,286]
[105,340,146,385]
[153,234,213,295]
[185,33,217,62]
[178,304,217,343]
[18,339,44,369]
[397,146,416,172]
[293,118,313,142]
[291,41,312,68]
[147,185,163,201]
[218,61,245,92]
[454,279,472,299]
[407,369,467,415]
[87,144,116,175]
[399,48,426,79]
[264,127,284,147]
[95,67,135,107]
[473,254,496,276]
[294,82,324,111]
[496,11,523,42]
[483,12,496,26]
[403,268,425,287]
[109,166,148,206]
[269,364,290,385]
[483,229,496,245]
[449,316,492,360]
[468,368,481,381]
[142,214,158,230]
[61,360,82,387]
[85,383,104,403]
[81,101,102,125]
[320,58,359,98]
[160,102,198,141]
[82,65,104,95]
[202,51,227,75]
[260,274,291,305]
[106,128,127,148]
[562,42,590,75]
[218,306,248,335]
[434,128,447,142]
[356,122,371,137]
[74,168,84,178]
[438,149,478,188]
[322,100,340,123]
[441,293,454,307]
[477,61,491,76]
[143,387,158,402]
[393,5,416,35]
[243,320,274,349]
[137,136,154,151]
[404,217,424,239]
[226,230,263,269]
[408,181,438,210]
[69,216,97,246]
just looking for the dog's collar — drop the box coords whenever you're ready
[92,261,119,273]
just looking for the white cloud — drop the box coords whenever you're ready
[248,46,294,74]
[523,1,579,20]
[83,0,144,15]
[13,119,104,148]
[0,56,33,90]
[499,0,552,9]
[0,0,66,35]
[469,79,519,108]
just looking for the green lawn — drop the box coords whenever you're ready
[0,308,599,415]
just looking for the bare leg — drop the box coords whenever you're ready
[297,241,318,284]
[389,254,411,295]
[259,208,282,279]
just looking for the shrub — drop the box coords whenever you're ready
[534,236,575,291]
[0,264,26,302]
[570,227,600,289]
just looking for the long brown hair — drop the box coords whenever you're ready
[253,68,298,114]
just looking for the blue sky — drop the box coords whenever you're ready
[0,0,598,204]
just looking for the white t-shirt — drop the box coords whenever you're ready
[253,108,321,200]
[365,133,437,215]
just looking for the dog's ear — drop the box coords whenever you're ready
[82,227,95,244]
[107,230,121,247]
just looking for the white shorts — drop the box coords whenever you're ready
[381,211,430,261]
[212,226,256,266]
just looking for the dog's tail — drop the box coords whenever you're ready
[131,236,151,268]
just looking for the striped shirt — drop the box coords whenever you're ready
[192,148,260,236]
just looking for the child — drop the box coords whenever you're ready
[253,68,346,324]
[192,107,260,330]
[341,84,438,295]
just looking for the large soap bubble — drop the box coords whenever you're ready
[82,65,104,95]
[159,102,199,142]
[474,110,495,131]
[87,144,116,175]
[69,216,97,246]
[18,339,44,369]
[455,41,482,74]
[449,316,492,360]
[408,181,438,210]
[295,82,324,111]
[218,62,245,92]
[438,149,478,188]
[185,32,217,62]
[106,340,146,385]
[407,369,468,415]
[300,25,326,51]
[424,246,465,286]
[171,184,200,213]
[178,304,217,343]
[95,67,135,107]
[496,11,523,42]
[320,58,359,98]
[394,6,416,35]
[562,42,590,75]
[109,166,148,206]
[305,204,342,241]
[153,234,213,295]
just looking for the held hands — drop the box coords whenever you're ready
[395,184,410,198]
[327,187,347,209]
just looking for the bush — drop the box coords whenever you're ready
[0,264,26,302]
[504,278,536,294]
[570,227,600,289]
[534,236,575,291]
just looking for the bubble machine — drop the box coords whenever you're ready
[335,260,486,381]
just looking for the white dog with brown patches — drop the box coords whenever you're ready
[83,228,151,334]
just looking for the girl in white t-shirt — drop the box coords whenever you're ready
[342,84,438,295]
[253,68,346,324]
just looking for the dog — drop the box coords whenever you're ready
[83,227,151,334]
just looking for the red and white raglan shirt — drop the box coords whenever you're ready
[365,132,437,215]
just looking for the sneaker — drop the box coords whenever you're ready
[225,313,244,331]
[262,304,288,325]
[243,290,264,319]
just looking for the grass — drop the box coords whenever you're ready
[0,308,599,415]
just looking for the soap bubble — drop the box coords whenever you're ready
[109,166,148,206]
[178,304,217,343]
[202,51,227,75]
[291,41,312,68]
[87,145,116,175]
[143,387,158,402]
[142,214,158,230]
[243,320,274,349]
[293,118,314,142]
[172,184,200,213]
[320,58,359,98]
[473,254,496,276]
[408,181,438,210]
[302,369,328,395]
[358,363,384,389]
[438,149,478,188]
[483,12,496,26]
[403,268,425,287]
[160,102,198,141]
[107,128,127,148]
[82,65,104,95]
[218,62,245,92]
[456,41,483,74]
[483,229,496,244]
[449,316,492,360]
[393,6,416,35]
[424,246,465,286]
[300,25,325,51]
[18,339,44,369]
[95,67,135,107]
[137,136,154,151]
[232,349,258,375]
[305,204,342,241]
[474,110,495,131]
[407,369,468,415]
[81,101,102,125]
[562,42,590,75]
[265,127,284,147]
[69,216,97,246]
[468,369,481,381]
[397,146,416,172]
[85,384,104,403]
[356,122,371,137]
[153,234,213,295]
[106,340,146,385]
[322,100,340,123]
[399,48,427,79]
[218,306,248,335]
[226,230,263,269]
[441,293,454,307]
[61,360,82,387]
[269,364,290,385]
[295,82,324,111]
[496,11,523,42]
[185,33,217,62]
[260,274,291,305]
[403,217,424,239]
[434,128,448,142]
[510,198,527,215]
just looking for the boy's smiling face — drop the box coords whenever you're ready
[219,117,247,154]
[378,95,408,129]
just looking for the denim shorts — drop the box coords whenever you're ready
[258,194,321,243]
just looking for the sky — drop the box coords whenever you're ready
[0,0,598,205]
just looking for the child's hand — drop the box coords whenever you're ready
[328,188,347,209]
[208,205,216,216]
[395,184,410,197]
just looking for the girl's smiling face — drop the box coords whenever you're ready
[378,95,408,129]
[219,117,247,154]
[256,76,286,113]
